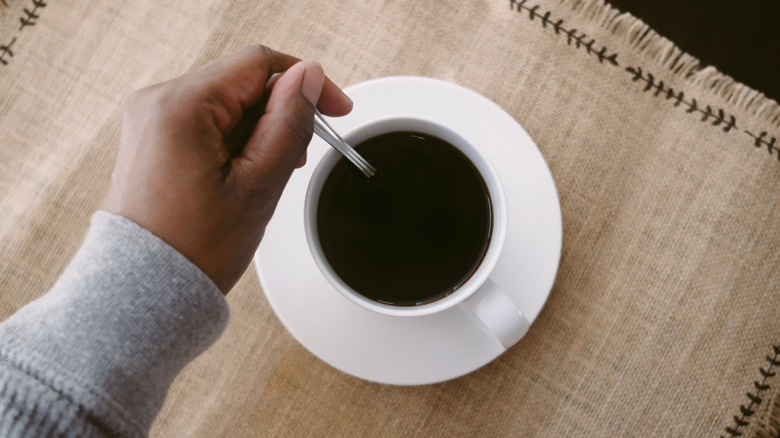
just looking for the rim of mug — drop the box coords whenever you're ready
[304,114,507,317]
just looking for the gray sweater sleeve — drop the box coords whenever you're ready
[0,211,231,437]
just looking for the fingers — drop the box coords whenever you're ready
[234,60,321,182]
[300,61,325,106]
[195,46,301,110]
[318,76,353,116]
[184,46,352,189]
[191,45,351,125]
[267,69,352,118]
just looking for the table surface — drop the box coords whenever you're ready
[2,1,779,436]
[608,0,780,102]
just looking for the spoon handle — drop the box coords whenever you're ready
[313,109,377,179]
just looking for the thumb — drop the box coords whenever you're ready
[238,60,324,178]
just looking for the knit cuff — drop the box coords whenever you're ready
[0,211,230,437]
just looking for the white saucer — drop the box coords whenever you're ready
[254,77,562,385]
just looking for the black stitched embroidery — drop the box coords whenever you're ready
[1,0,47,68]
[0,36,16,66]
[18,0,45,30]
[626,66,739,133]
[509,0,619,66]
[507,1,779,166]
[745,131,780,161]
[722,344,780,437]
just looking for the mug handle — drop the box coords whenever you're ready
[459,279,530,349]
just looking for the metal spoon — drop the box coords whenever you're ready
[312,108,377,179]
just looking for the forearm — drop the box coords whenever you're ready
[0,211,230,437]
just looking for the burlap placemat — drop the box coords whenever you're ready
[2,0,779,436]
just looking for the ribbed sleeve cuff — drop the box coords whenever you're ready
[0,211,230,437]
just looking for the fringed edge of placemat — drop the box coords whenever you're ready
[555,2,780,435]
[508,1,780,435]
[552,0,780,128]
[754,390,780,438]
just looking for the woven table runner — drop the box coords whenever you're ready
[2,0,779,436]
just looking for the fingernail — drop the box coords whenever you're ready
[301,60,325,106]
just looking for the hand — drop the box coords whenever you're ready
[105,45,352,294]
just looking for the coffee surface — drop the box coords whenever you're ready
[316,131,492,306]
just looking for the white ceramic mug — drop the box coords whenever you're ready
[304,116,530,349]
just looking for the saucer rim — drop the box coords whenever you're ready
[253,76,562,385]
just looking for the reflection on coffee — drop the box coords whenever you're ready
[316,131,492,306]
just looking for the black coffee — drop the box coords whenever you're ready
[316,131,492,306]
